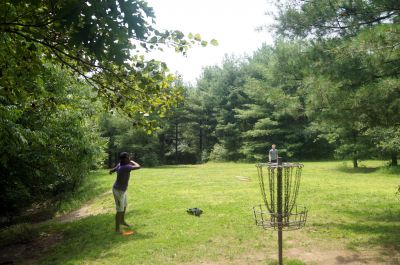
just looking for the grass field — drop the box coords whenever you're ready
[2,161,400,264]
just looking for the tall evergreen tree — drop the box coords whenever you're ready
[275,0,400,166]
[236,43,333,161]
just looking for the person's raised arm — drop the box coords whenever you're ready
[109,163,120,174]
[129,160,141,170]
[109,167,117,174]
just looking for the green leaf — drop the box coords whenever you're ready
[194,33,201,41]
[210,39,219,46]
[149,36,158,43]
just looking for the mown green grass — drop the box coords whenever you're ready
[16,161,400,264]
[55,170,113,214]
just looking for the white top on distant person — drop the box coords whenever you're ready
[269,144,278,163]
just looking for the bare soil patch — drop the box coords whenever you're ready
[0,191,112,265]
[53,190,112,223]
[185,246,399,265]
[235,176,251,182]
[0,232,63,265]
[285,247,399,265]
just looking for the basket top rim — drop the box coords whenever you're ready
[256,162,303,168]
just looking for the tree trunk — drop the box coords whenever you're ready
[175,122,178,163]
[352,157,358,168]
[352,131,358,168]
[391,153,398,167]
[199,123,203,160]
[108,149,112,167]
[159,134,165,163]
[113,152,118,166]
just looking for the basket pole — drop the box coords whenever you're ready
[277,162,283,265]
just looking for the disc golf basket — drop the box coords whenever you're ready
[253,159,308,265]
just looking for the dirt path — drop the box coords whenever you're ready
[285,247,399,265]
[186,247,399,265]
[0,191,112,265]
[52,190,112,223]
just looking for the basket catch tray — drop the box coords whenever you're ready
[253,204,307,231]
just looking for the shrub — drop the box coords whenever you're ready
[209,143,228,162]
[201,150,209,163]
[142,153,160,167]
[0,65,107,218]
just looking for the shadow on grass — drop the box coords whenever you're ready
[336,222,400,249]
[335,253,388,265]
[266,259,307,265]
[377,166,400,175]
[151,165,198,169]
[336,164,400,175]
[314,208,400,251]
[365,210,399,223]
[2,185,110,227]
[336,166,380,174]
[38,213,155,264]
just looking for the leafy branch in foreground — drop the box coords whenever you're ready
[0,0,217,128]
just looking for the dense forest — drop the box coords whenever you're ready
[106,0,400,167]
[1,0,399,219]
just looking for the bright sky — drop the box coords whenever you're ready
[146,0,276,84]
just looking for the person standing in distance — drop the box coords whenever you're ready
[269,144,278,163]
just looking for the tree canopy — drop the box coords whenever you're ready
[0,0,216,127]
[0,0,217,218]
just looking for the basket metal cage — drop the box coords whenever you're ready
[252,160,308,265]
[253,204,308,231]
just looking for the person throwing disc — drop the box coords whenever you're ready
[109,152,140,234]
